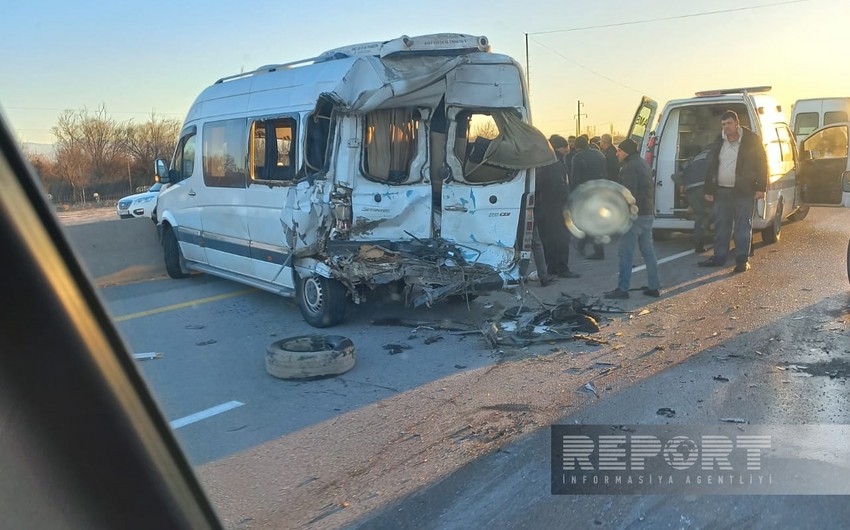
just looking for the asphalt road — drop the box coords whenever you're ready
[92,207,850,529]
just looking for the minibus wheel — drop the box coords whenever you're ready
[296,273,347,327]
[163,227,189,279]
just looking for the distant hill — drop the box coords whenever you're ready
[21,142,56,160]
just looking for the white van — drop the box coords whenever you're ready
[791,97,850,146]
[638,87,805,243]
[154,34,553,327]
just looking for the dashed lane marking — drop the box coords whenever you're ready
[170,401,245,429]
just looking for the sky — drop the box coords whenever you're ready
[1,0,846,146]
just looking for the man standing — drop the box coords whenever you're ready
[571,135,608,260]
[676,146,714,253]
[698,110,768,273]
[604,139,661,299]
[600,134,620,181]
[535,135,580,279]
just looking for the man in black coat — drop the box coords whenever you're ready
[600,134,620,181]
[698,110,768,273]
[534,135,580,279]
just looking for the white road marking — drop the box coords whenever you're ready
[632,249,695,273]
[170,401,245,429]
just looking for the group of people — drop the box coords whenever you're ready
[531,109,767,300]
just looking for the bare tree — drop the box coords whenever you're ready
[471,120,500,140]
[125,112,181,186]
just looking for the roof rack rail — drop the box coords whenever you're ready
[214,56,324,84]
[694,86,772,97]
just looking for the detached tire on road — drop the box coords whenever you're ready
[266,335,355,380]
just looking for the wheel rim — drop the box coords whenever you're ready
[303,277,324,314]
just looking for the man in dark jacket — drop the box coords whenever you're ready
[600,134,620,180]
[535,135,580,279]
[674,146,714,252]
[698,110,768,272]
[571,135,608,259]
[604,139,661,299]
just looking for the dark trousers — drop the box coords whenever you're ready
[686,185,713,248]
[536,211,573,274]
[712,187,755,265]
[577,238,604,258]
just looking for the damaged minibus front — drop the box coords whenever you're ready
[155,33,554,327]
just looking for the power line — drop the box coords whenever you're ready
[529,0,808,35]
[529,37,646,95]
[6,106,183,117]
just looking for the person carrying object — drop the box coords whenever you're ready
[604,139,661,300]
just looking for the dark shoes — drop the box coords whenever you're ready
[643,288,661,297]
[604,289,629,300]
[698,257,725,267]
[540,276,557,287]
[733,262,751,273]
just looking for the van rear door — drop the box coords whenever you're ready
[798,122,850,207]
[627,96,658,154]
[439,109,531,271]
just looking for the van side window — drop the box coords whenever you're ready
[251,118,297,182]
[362,108,418,183]
[203,119,248,188]
[803,125,849,159]
[306,97,333,174]
[454,111,514,184]
[794,112,819,137]
[776,126,794,163]
[824,111,848,126]
[173,132,196,182]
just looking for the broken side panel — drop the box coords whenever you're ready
[346,109,433,241]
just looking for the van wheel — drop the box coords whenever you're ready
[761,201,783,244]
[296,273,347,327]
[653,229,673,241]
[266,335,355,380]
[790,205,810,222]
[163,227,189,279]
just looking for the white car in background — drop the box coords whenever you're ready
[117,182,162,220]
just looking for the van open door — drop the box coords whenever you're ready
[798,122,850,207]
[627,96,658,155]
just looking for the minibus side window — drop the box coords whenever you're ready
[362,108,418,183]
[250,118,297,182]
[794,112,819,137]
[824,111,848,126]
[203,119,248,188]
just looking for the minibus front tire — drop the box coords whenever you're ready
[163,227,190,279]
[296,273,347,327]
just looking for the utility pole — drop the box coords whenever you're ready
[574,100,587,136]
[524,33,530,94]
